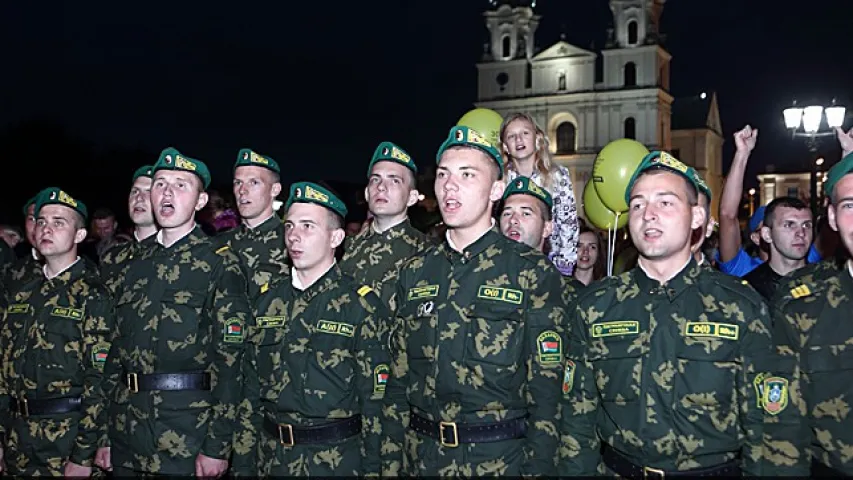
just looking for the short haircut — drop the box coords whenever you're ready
[443,146,500,182]
[327,210,344,230]
[635,166,698,206]
[501,195,552,221]
[91,207,116,221]
[763,196,810,227]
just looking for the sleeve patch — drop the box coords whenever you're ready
[753,372,767,408]
[761,376,789,415]
[92,342,110,369]
[374,364,390,394]
[537,330,562,364]
[223,318,245,343]
[562,360,576,395]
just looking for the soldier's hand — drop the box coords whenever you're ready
[836,126,853,157]
[734,125,758,154]
[63,460,93,478]
[94,447,112,471]
[195,453,228,479]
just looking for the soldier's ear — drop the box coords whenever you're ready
[74,228,87,244]
[760,225,773,244]
[829,204,839,232]
[406,189,420,208]
[195,192,209,212]
[489,179,505,202]
[542,218,554,240]
[329,227,345,250]
[271,182,282,198]
[690,204,706,231]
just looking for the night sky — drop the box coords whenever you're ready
[1,0,851,226]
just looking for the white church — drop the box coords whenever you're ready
[474,0,724,218]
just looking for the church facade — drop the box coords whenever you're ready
[475,0,723,219]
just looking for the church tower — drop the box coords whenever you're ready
[483,0,540,62]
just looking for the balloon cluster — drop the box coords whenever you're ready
[586,139,649,230]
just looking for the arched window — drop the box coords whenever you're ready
[556,122,577,154]
[627,20,638,45]
[501,35,511,58]
[558,71,566,91]
[624,62,636,87]
[624,117,636,139]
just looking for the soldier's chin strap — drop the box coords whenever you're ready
[606,212,621,277]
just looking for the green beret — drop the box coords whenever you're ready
[234,148,280,175]
[693,170,712,202]
[624,151,702,205]
[824,152,853,199]
[22,195,37,217]
[33,187,88,222]
[132,165,154,182]
[285,182,348,219]
[153,147,211,189]
[367,141,417,177]
[436,126,505,179]
[502,176,553,210]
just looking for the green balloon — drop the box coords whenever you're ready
[457,108,504,148]
[592,138,649,213]
[583,181,628,231]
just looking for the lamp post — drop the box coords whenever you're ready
[748,188,756,216]
[783,100,846,216]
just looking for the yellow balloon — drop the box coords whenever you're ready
[456,108,504,148]
[592,138,650,213]
[583,181,628,231]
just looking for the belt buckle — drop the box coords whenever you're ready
[18,398,29,417]
[643,466,665,479]
[278,423,295,447]
[126,373,139,393]
[438,421,458,448]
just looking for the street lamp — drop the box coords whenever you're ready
[783,100,846,215]
[748,188,756,216]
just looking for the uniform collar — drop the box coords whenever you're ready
[635,256,700,301]
[446,219,495,253]
[291,260,337,291]
[155,225,206,252]
[245,213,278,232]
[43,256,82,283]
[442,223,501,263]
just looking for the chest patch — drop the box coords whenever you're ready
[51,307,84,320]
[408,285,439,300]
[257,316,285,328]
[476,286,523,305]
[591,321,639,338]
[684,322,739,340]
[317,320,355,337]
[7,304,29,314]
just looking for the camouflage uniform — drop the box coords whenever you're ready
[102,226,250,475]
[215,215,288,301]
[340,219,431,309]
[0,259,113,475]
[2,251,43,304]
[236,265,391,476]
[559,259,776,476]
[382,228,566,477]
[99,235,156,296]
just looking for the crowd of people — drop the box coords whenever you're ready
[0,112,851,477]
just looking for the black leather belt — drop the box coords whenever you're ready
[812,458,847,477]
[10,396,82,417]
[409,410,527,447]
[603,444,740,478]
[124,372,211,393]
[263,416,361,446]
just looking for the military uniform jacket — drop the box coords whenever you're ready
[2,252,43,305]
[381,229,566,477]
[214,215,288,301]
[0,259,113,474]
[340,219,431,309]
[773,263,853,475]
[559,259,774,476]
[100,234,157,296]
[236,265,390,476]
[103,226,250,474]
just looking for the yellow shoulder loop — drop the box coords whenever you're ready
[215,245,230,254]
[358,285,373,297]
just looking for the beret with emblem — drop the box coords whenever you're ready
[436,126,505,179]
[22,195,37,217]
[624,151,702,205]
[286,181,348,218]
[153,147,211,189]
[368,141,417,177]
[824,151,853,199]
[33,187,88,221]
[692,169,712,202]
[502,176,553,210]
[132,165,154,182]
[234,148,280,175]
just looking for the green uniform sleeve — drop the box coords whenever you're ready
[380,284,408,477]
[68,293,115,466]
[354,288,391,477]
[230,315,261,476]
[0,309,10,438]
[558,302,601,475]
[200,250,250,460]
[520,267,565,476]
[737,300,773,476]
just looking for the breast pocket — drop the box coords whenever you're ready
[43,315,83,371]
[587,322,650,404]
[401,301,438,361]
[305,321,358,403]
[464,300,524,367]
[674,324,740,415]
[160,289,207,354]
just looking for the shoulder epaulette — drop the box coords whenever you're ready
[215,245,230,255]
[789,284,812,299]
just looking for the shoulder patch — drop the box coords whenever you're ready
[790,284,812,299]
[92,342,110,369]
[223,318,244,343]
[374,364,390,395]
[761,376,789,415]
[537,330,562,364]
[357,285,373,297]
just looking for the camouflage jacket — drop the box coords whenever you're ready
[103,226,250,474]
[381,228,567,477]
[772,263,853,475]
[214,215,288,301]
[1,253,43,304]
[340,219,431,310]
[559,259,774,476]
[235,265,390,476]
[0,259,113,474]
[99,234,157,296]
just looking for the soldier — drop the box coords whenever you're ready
[95,147,250,477]
[772,152,853,476]
[236,181,391,476]
[340,141,430,309]
[499,176,553,252]
[559,151,775,476]
[0,187,113,476]
[216,149,288,300]
[100,165,158,295]
[381,126,566,477]
[2,197,44,299]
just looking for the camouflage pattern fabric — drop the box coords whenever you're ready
[771,263,853,475]
[340,219,431,309]
[214,215,288,301]
[234,265,390,476]
[2,254,43,304]
[0,260,113,475]
[102,226,249,474]
[381,228,566,477]
[559,259,775,476]
[99,235,157,296]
